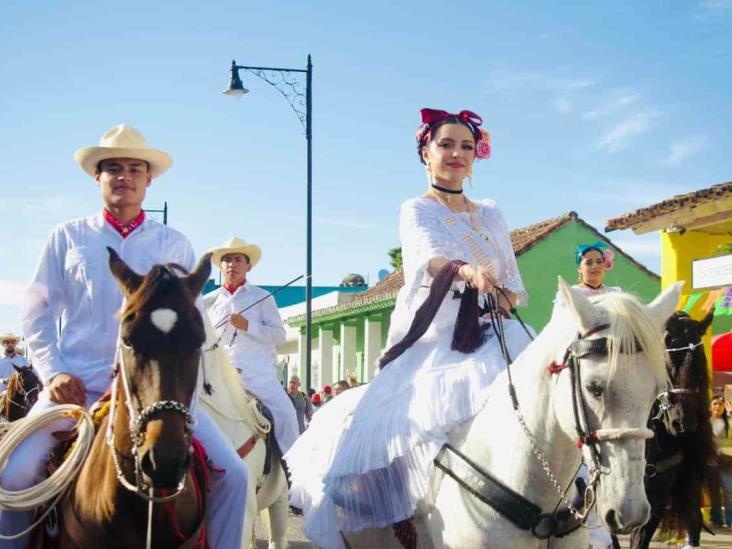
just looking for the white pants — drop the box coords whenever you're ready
[243,374,300,455]
[0,389,248,549]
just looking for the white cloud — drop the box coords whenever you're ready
[583,92,641,120]
[486,70,596,95]
[662,136,709,166]
[596,111,659,153]
[0,280,26,307]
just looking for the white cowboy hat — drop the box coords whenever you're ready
[0,332,21,343]
[74,124,173,178]
[210,237,262,268]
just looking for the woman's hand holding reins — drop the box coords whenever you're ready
[458,263,497,294]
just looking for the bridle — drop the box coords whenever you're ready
[651,336,703,423]
[105,340,196,504]
[544,325,653,492]
[1,369,41,418]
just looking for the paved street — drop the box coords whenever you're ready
[255,511,732,548]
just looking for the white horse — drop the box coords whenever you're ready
[344,278,681,549]
[198,323,289,549]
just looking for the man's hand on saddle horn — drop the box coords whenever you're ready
[48,372,87,406]
[458,263,497,294]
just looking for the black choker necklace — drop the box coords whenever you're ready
[431,184,463,195]
[581,282,604,290]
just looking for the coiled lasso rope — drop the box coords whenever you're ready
[0,405,95,540]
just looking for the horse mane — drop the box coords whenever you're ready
[121,263,189,319]
[593,292,668,387]
[0,375,15,418]
[0,373,20,420]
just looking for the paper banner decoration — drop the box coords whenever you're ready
[715,287,732,316]
[683,293,702,313]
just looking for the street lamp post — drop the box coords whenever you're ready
[224,56,314,392]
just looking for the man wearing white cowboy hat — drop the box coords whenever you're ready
[205,237,299,454]
[1,125,248,548]
[0,332,29,386]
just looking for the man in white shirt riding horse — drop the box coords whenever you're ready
[0,125,248,548]
[204,237,300,455]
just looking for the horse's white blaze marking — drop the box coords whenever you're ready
[150,308,178,333]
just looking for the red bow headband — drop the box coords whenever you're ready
[420,108,483,128]
[416,108,491,160]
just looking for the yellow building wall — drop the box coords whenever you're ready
[661,230,729,370]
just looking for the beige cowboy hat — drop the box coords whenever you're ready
[74,124,173,178]
[210,237,262,268]
[0,332,21,343]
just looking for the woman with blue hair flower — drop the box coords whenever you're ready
[574,240,619,296]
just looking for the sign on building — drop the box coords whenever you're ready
[693,254,732,290]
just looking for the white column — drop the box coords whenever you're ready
[340,323,357,381]
[318,327,334,388]
[297,331,307,385]
[332,345,341,384]
[364,317,383,382]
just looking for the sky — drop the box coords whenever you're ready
[1,0,731,333]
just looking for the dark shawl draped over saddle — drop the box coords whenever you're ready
[379,260,485,370]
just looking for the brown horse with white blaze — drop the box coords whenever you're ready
[46,248,212,548]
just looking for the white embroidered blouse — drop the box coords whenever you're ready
[399,196,527,304]
[386,197,527,345]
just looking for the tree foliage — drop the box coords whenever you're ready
[388,247,403,271]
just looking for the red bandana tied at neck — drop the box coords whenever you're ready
[103,209,145,238]
[223,281,245,294]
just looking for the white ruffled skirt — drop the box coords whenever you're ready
[285,298,533,548]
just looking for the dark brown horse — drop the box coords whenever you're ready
[44,248,212,548]
[630,310,715,548]
[0,364,42,422]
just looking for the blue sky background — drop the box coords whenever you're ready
[1,1,731,332]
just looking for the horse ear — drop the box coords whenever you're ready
[558,276,596,333]
[646,281,684,328]
[699,309,715,335]
[11,363,22,374]
[107,247,143,295]
[183,253,212,298]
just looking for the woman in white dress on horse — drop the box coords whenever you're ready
[285,108,535,547]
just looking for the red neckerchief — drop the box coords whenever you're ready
[103,209,146,238]
[223,280,246,294]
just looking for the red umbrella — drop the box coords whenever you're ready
[713,332,732,372]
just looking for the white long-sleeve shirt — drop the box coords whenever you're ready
[21,213,195,394]
[204,283,286,387]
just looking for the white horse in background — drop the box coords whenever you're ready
[345,278,682,549]
[198,322,289,549]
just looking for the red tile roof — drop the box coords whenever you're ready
[606,181,732,232]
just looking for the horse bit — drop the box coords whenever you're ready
[105,340,196,503]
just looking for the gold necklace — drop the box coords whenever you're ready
[427,188,469,212]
